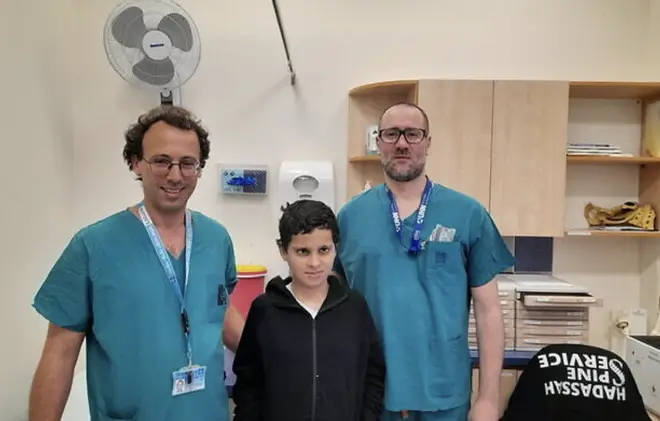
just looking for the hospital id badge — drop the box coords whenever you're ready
[172,365,206,396]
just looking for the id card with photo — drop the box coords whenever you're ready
[172,365,207,396]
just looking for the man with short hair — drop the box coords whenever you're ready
[29,105,244,421]
[335,102,515,421]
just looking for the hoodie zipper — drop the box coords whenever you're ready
[311,317,318,421]
[310,297,344,421]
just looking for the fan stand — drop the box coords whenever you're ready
[160,88,174,106]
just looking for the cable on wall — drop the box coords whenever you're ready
[271,0,296,85]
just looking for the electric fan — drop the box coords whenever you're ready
[103,0,202,105]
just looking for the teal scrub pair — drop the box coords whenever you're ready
[335,182,515,421]
[33,209,237,421]
[380,405,469,421]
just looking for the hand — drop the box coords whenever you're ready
[468,398,499,421]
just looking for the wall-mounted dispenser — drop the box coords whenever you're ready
[277,160,335,211]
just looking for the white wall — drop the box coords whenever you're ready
[0,0,75,419]
[2,0,659,419]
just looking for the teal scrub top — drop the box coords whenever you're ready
[335,183,515,412]
[33,209,237,421]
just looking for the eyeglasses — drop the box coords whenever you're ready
[144,156,200,177]
[378,128,427,144]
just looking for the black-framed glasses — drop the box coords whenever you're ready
[144,156,200,177]
[378,128,427,144]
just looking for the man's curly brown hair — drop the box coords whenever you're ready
[122,106,211,178]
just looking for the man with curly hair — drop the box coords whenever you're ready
[28,106,244,421]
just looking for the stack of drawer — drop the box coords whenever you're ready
[514,299,591,350]
[468,277,516,350]
[467,275,599,351]
[509,275,601,351]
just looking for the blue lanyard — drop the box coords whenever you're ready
[138,203,194,366]
[386,178,433,254]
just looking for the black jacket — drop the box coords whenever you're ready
[232,275,386,421]
[500,343,651,421]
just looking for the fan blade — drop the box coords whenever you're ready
[157,13,193,52]
[132,57,175,86]
[111,6,148,49]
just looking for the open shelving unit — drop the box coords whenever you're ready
[564,81,660,238]
[564,83,660,343]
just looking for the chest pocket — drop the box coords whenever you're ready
[421,241,469,336]
[423,241,466,279]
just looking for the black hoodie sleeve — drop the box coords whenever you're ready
[359,296,386,421]
[232,297,266,421]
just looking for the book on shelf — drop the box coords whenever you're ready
[566,143,631,157]
[588,226,656,232]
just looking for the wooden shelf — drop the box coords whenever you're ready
[566,228,660,238]
[353,154,660,166]
[569,82,660,100]
[349,155,380,163]
[567,155,660,165]
[349,80,418,97]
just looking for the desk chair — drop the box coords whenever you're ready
[500,343,651,421]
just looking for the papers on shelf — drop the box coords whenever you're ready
[566,142,631,157]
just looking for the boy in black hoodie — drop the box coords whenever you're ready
[232,199,386,421]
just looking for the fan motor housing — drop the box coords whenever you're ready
[142,30,173,61]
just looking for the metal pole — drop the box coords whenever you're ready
[271,0,296,85]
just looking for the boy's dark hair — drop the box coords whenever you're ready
[122,105,211,178]
[276,200,340,251]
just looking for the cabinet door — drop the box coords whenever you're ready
[417,80,494,209]
[471,368,519,416]
[490,81,569,237]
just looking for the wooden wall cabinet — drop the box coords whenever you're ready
[471,368,519,418]
[346,79,660,238]
[347,78,570,237]
[417,79,494,209]
[489,81,569,237]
